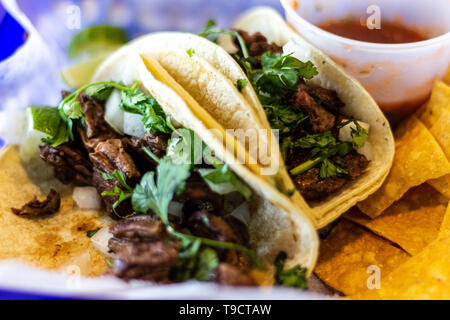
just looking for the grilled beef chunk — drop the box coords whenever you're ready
[122,132,169,174]
[235,30,283,62]
[11,189,61,217]
[343,152,370,180]
[108,216,179,282]
[291,83,336,133]
[292,167,347,201]
[109,215,166,242]
[214,263,256,286]
[77,92,119,152]
[39,143,93,185]
[178,173,224,216]
[307,86,344,114]
[187,210,239,243]
[90,139,140,218]
[112,242,179,282]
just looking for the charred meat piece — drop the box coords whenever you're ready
[39,143,93,185]
[108,215,179,282]
[79,92,119,140]
[178,172,224,216]
[214,263,256,286]
[90,139,140,218]
[342,151,370,180]
[11,189,61,217]
[235,29,283,62]
[307,86,344,114]
[122,132,169,174]
[109,215,166,242]
[112,242,179,282]
[292,166,347,201]
[187,210,239,244]
[291,83,336,133]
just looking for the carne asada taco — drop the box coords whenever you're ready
[128,8,395,227]
[1,46,318,287]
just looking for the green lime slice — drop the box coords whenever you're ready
[61,53,110,89]
[68,25,128,58]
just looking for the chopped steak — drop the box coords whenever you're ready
[112,242,179,282]
[342,151,370,180]
[235,29,283,62]
[122,132,169,174]
[292,166,347,201]
[11,189,61,217]
[178,172,224,216]
[109,215,166,241]
[90,139,140,218]
[291,83,336,133]
[187,210,239,244]
[39,143,92,185]
[307,86,344,114]
[214,263,256,286]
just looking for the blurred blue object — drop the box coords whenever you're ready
[0,3,27,61]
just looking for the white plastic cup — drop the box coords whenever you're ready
[281,0,450,121]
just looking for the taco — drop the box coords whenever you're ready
[1,46,318,287]
[128,8,395,227]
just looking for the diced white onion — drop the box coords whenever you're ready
[283,40,312,64]
[357,141,374,161]
[90,227,113,256]
[230,202,250,226]
[123,112,145,139]
[168,201,184,218]
[73,186,102,210]
[198,168,237,195]
[104,89,124,134]
[339,119,370,143]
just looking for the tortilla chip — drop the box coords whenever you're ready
[417,81,450,128]
[439,203,450,238]
[358,116,450,218]
[0,146,110,276]
[346,184,448,255]
[359,230,450,300]
[314,220,410,296]
[424,107,450,198]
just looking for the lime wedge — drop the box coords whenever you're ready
[62,53,109,89]
[68,25,128,58]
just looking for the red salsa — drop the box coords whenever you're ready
[318,19,428,44]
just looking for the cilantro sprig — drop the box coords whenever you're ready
[98,169,135,219]
[289,131,353,179]
[274,252,307,290]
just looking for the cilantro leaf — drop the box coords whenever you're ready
[61,97,83,119]
[132,158,191,224]
[274,252,307,290]
[86,228,100,238]
[264,104,308,134]
[85,84,114,101]
[98,169,134,218]
[187,48,195,57]
[120,88,172,134]
[203,164,252,200]
[236,79,248,92]
[337,120,369,148]
[319,158,348,179]
[194,248,219,281]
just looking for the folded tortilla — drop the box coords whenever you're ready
[90,47,319,278]
[126,8,395,227]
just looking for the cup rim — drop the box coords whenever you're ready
[281,0,450,51]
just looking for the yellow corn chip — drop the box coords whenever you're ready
[417,81,450,128]
[428,175,450,198]
[439,203,450,238]
[314,220,410,296]
[346,184,448,255]
[362,230,450,300]
[358,116,450,218]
